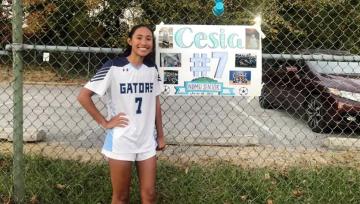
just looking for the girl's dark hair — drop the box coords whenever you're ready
[122,24,155,65]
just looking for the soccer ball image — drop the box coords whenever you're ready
[163,85,171,95]
[238,87,248,96]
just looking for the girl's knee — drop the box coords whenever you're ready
[112,191,130,204]
[141,188,156,203]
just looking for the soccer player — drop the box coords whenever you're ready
[77,24,165,204]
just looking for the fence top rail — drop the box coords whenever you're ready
[263,53,360,62]
[5,44,123,54]
[0,50,9,55]
[3,44,360,61]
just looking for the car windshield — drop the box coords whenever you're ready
[306,61,360,74]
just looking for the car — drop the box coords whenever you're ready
[260,50,360,133]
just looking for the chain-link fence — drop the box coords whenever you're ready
[2,0,360,203]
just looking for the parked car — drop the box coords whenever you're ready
[260,51,360,133]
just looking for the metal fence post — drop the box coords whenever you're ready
[12,0,25,202]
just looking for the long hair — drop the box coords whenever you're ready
[121,24,156,65]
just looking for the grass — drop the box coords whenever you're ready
[1,154,360,204]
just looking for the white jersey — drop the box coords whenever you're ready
[84,57,162,155]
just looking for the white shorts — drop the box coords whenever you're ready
[102,149,156,161]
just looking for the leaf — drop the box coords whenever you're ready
[185,167,189,174]
[241,195,248,201]
[30,195,40,204]
[264,173,271,180]
[292,188,304,197]
[3,196,12,204]
[55,184,66,190]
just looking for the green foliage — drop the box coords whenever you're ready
[5,0,357,77]
[0,4,11,49]
[3,0,360,54]
[262,0,360,53]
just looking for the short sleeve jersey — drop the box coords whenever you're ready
[84,57,162,153]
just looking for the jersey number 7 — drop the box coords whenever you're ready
[135,97,142,114]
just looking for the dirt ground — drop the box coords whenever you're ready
[0,65,87,84]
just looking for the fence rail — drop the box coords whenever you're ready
[4,44,123,54]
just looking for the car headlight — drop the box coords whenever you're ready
[328,88,360,102]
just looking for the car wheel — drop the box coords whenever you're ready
[259,95,273,109]
[306,97,331,133]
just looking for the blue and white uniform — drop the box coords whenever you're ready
[84,57,162,160]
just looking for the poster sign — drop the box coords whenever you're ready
[155,24,262,96]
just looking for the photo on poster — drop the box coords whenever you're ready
[245,28,260,49]
[160,53,181,67]
[164,70,179,84]
[229,71,251,85]
[235,53,257,68]
[159,27,173,48]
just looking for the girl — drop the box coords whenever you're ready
[77,24,165,204]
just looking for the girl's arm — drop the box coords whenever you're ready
[77,87,128,129]
[155,95,166,150]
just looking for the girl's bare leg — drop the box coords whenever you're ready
[136,156,157,204]
[108,159,133,204]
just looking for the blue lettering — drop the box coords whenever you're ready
[145,83,150,92]
[120,83,126,94]
[139,83,144,93]
[194,32,207,49]
[119,83,154,94]
[219,29,226,48]
[133,83,138,92]
[208,33,219,48]
[175,27,193,48]
[237,38,243,48]
[227,33,238,48]
[175,27,244,49]
[127,83,133,93]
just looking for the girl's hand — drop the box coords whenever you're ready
[102,113,129,129]
[156,136,166,151]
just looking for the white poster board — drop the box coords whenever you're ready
[155,24,262,96]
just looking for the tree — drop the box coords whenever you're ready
[0,0,12,48]
[261,0,360,53]
[5,0,360,54]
